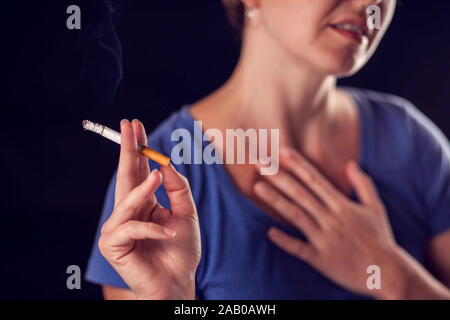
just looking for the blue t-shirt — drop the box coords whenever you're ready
[86,87,450,299]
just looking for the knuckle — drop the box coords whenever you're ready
[291,207,305,221]
[316,236,333,254]
[179,174,189,186]
[347,203,360,215]
[321,217,340,235]
[294,242,305,255]
[100,221,109,234]
[334,200,350,214]
[180,184,191,196]
[289,150,302,164]
[113,201,127,214]
[378,204,387,215]
[292,184,306,198]
[146,223,156,233]
[172,185,191,201]
[300,246,315,261]
[301,169,315,184]
[98,235,109,255]
[294,243,312,260]
[266,189,280,203]
[120,221,136,234]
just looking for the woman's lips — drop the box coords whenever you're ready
[330,25,365,43]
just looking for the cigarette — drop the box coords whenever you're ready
[82,120,170,166]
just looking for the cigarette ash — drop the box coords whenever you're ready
[82,120,103,135]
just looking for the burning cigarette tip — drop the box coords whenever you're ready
[82,120,90,130]
[82,120,103,135]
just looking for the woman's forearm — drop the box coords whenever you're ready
[374,246,450,300]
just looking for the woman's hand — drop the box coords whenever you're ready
[254,145,407,299]
[98,119,201,300]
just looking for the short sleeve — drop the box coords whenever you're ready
[407,105,450,237]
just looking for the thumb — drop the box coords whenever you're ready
[160,163,197,216]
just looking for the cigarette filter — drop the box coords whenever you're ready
[82,120,170,166]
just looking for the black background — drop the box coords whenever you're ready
[2,0,449,299]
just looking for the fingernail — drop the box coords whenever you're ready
[163,227,176,237]
[347,161,360,180]
[120,119,128,127]
[349,161,359,172]
[151,169,162,180]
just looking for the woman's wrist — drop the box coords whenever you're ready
[370,245,410,300]
[371,245,450,300]
[135,274,197,300]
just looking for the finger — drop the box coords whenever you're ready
[138,191,159,223]
[261,168,327,227]
[104,169,162,232]
[115,119,140,205]
[279,146,346,212]
[148,203,172,225]
[160,163,197,217]
[134,195,169,225]
[132,119,150,184]
[132,119,152,222]
[267,227,315,263]
[346,161,384,212]
[102,220,176,252]
[254,181,319,240]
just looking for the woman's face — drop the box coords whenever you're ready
[254,0,396,76]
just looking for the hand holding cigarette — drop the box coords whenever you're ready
[82,120,170,166]
[94,119,201,300]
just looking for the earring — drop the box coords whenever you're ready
[247,8,255,19]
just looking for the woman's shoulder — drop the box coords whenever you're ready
[344,86,421,121]
[345,87,450,181]
[346,87,448,152]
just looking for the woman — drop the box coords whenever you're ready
[86,0,450,299]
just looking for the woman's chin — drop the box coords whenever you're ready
[312,52,366,78]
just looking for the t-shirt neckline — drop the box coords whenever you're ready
[179,87,367,229]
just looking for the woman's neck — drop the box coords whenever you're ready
[202,28,341,149]
[189,28,359,195]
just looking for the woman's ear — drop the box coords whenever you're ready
[241,0,261,27]
[241,0,260,10]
